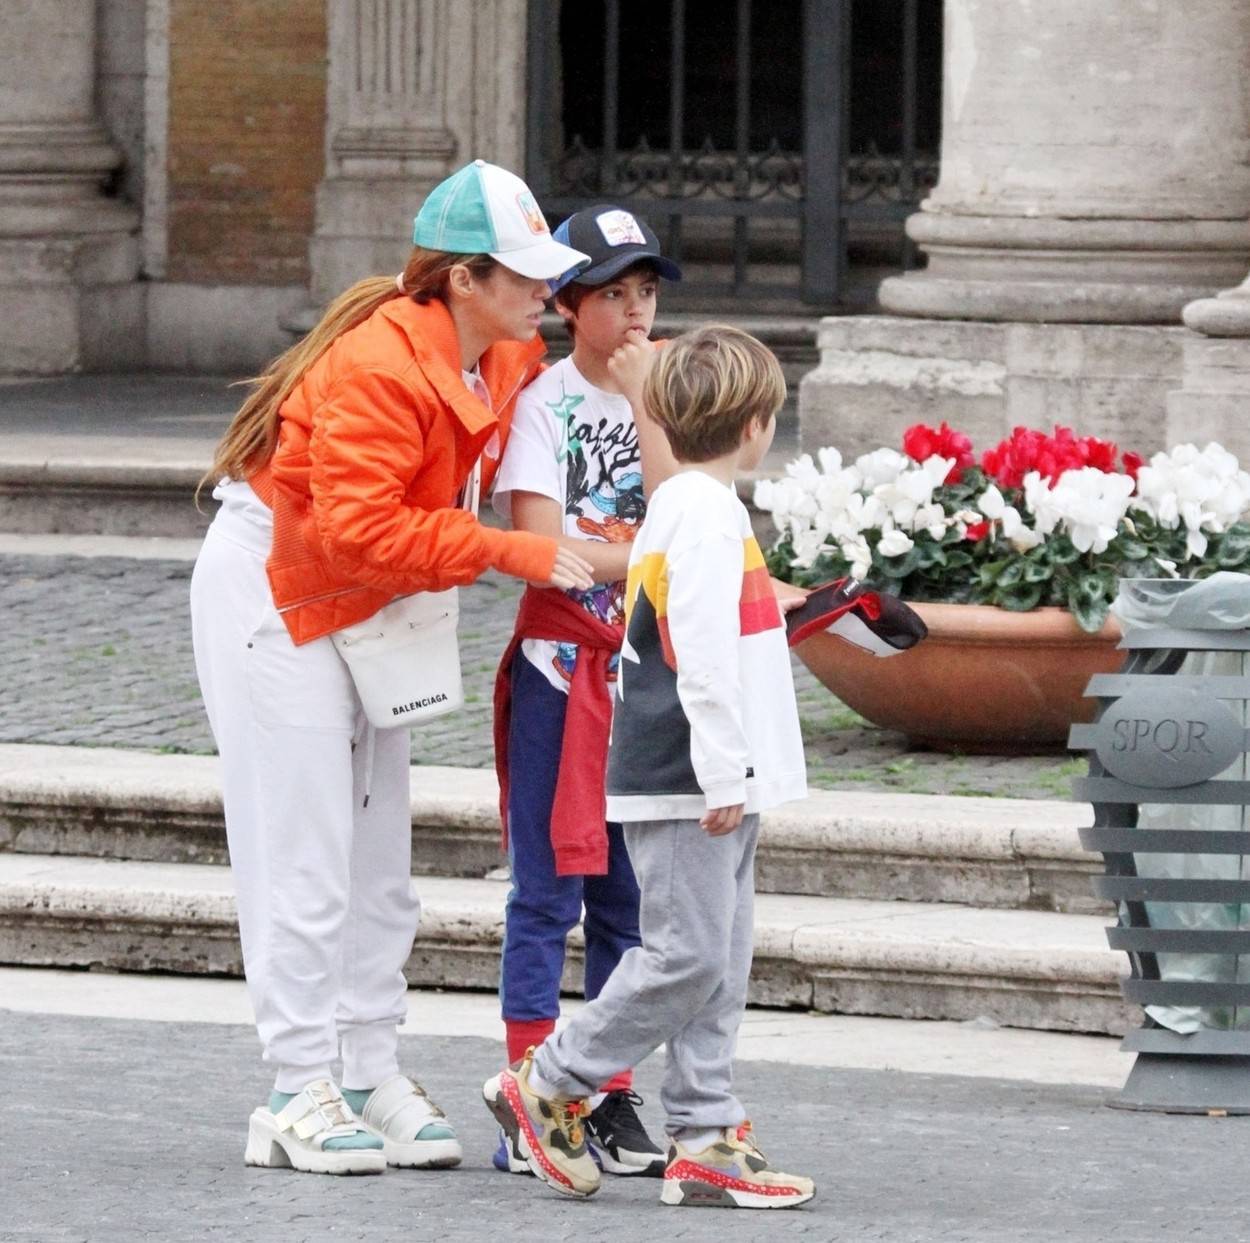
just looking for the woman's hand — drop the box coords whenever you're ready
[771,576,808,614]
[542,546,597,592]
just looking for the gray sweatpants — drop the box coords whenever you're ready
[533,815,759,1134]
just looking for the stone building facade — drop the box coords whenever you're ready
[800,0,1250,462]
[4,1,1250,466]
[2,0,525,375]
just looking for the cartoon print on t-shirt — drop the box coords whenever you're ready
[548,384,586,464]
[545,401,643,684]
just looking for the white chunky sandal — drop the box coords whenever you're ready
[244,1080,386,1175]
[359,1074,463,1169]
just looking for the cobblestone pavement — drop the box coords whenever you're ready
[0,552,1079,797]
[6,1008,1248,1243]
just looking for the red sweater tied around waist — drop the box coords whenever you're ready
[493,586,624,876]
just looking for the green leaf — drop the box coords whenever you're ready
[1075,571,1099,597]
[1066,575,1112,633]
[978,559,1008,588]
[996,560,1025,588]
[1116,537,1150,560]
[1217,528,1250,569]
[915,542,948,569]
[997,583,1045,612]
[1048,536,1081,565]
[1071,594,1110,633]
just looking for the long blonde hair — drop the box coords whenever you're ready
[200,248,496,495]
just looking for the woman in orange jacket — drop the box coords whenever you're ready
[190,160,595,1177]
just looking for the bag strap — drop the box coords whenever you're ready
[458,452,482,518]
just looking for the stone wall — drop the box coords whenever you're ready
[801,318,1187,460]
[164,0,326,286]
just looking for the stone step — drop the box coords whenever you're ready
[0,314,815,537]
[0,853,1131,1035]
[0,452,795,541]
[0,453,214,538]
[0,744,1103,914]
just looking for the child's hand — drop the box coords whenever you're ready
[607,337,660,408]
[701,803,745,836]
[771,577,808,614]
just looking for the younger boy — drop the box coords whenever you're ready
[484,326,815,1209]
[490,206,681,1175]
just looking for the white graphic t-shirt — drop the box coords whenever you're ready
[493,356,643,694]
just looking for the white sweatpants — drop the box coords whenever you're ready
[190,482,419,1094]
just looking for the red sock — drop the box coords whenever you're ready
[598,1068,633,1094]
[505,1017,556,1065]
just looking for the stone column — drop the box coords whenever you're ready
[879,0,1250,324]
[1167,266,1250,464]
[0,0,141,373]
[306,0,526,307]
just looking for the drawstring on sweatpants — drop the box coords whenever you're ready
[351,720,377,808]
[361,723,376,807]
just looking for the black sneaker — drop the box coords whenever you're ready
[584,1090,665,1177]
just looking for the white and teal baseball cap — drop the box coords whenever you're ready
[413,160,590,280]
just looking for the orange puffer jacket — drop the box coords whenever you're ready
[249,295,557,645]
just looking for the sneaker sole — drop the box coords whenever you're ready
[588,1140,665,1178]
[244,1111,386,1176]
[496,1144,532,1175]
[660,1178,815,1210]
[481,1074,598,1199]
[371,1132,463,1169]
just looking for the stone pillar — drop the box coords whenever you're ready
[880,0,1250,324]
[0,0,141,374]
[1167,269,1250,464]
[800,0,1249,460]
[306,0,527,307]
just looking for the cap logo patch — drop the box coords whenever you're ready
[516,191,549,236]
[596,209,646,246]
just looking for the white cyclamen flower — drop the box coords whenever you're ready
[789,526,830,570]
[840,536,872,580]
[877,529,915,558]
[785,453,822,493]
[913,502,948,540]
[1039,467,1135,554]
[817,446,844,476]
[978,485,1007,520]
[978,484,1039,549]
[874,461,950,530]
[1007,521,1044,552]
[855,447,910,489]
[1132,442,1250,558]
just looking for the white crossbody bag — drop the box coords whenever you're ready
[330,454,481,729]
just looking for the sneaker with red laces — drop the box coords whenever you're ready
[660,1122,815,1209]
[482,1050,601,1198]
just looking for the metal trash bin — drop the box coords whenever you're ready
[1069,574,1250,1113]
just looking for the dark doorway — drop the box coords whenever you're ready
[526,0,942,311]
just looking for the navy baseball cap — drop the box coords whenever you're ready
[548,205,682,296]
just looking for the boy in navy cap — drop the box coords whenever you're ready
[490,206,680,1177]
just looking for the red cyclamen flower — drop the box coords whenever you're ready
[980,425,1141,487]
[902,421,975,483]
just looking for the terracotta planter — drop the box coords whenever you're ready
[795,601,1124,753]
